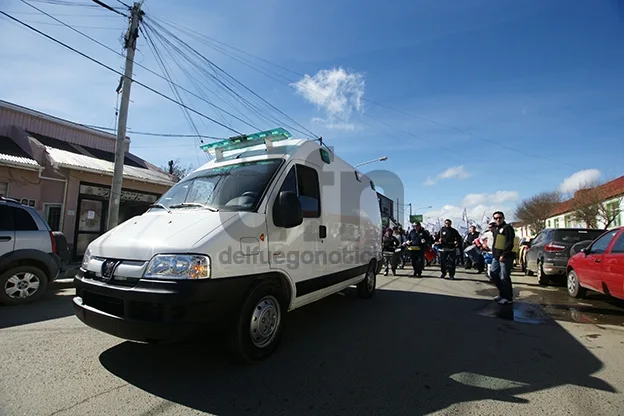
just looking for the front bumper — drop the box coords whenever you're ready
[73,269,256,342]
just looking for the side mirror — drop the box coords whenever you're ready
[273,191,303,228]
[581,247,590,255]
[521,241,530,246]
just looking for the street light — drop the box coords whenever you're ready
[354,156,388,168]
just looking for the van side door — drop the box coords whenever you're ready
[266,162,324,300]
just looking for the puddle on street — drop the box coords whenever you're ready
[475,286,624,326]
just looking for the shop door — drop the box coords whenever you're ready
[74,199,106,261]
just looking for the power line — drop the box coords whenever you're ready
[156,17,573,168]
[145,16,320,140]
[81,124,224,139]
[0,10,244,136]
[16,0,266,135]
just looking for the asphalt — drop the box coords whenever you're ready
[1,265,623,416]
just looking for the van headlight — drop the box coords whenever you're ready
[144,254,211,280]
[82,248,91,270]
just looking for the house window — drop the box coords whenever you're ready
[553,218,559,228]
[565,215,572,228]
[547,220,552,227]
[0,182,7,197]
[45,204,62,231]
[606,201,622,227]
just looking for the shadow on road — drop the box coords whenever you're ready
[99,289,616,415]
[0,285,75,329]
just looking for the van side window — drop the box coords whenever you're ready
[296,165,321,218]
[277,165,321,218]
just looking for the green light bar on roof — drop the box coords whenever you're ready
[200,128,292,157]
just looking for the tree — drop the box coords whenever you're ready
[570,180,623,229]
[514,191,562,233]
[162,159,194,182]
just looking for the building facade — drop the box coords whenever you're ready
[0,100,176,261]
[544,176,624,230]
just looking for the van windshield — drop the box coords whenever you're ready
[154,159,283,212]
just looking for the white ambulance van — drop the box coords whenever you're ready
[73,128,382,361]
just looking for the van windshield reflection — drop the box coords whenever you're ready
[154,159,282,212]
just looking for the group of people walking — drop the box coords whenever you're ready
[381,211,516,305]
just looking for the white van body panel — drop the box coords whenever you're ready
[84,138,381,312]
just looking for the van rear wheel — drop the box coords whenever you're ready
[357,261,376,299]
[229,280,286,363]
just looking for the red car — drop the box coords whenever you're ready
[567,227,624,300]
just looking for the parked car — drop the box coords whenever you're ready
[523,228,606,285]
[0,197,70,305]
[567,227,624,300]
[518,236,535,273]
[73,129,382,362]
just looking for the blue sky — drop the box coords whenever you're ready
[1,0,623,229]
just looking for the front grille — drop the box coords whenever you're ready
[83,270,140,287]
[82,291,124,317]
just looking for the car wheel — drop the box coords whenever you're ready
[357,261,377,299]
[521,258,526,273]
[537,262,549,286]
[567,269,586,298]
[229,280,286,363]
[0,266,49,306]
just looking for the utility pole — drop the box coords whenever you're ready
[396,198,399,226]
[106,2,143,230]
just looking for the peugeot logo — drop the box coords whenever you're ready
[101,260,120,281]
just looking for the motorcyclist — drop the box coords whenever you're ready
[406,221,433,277]
[382,227,400,276]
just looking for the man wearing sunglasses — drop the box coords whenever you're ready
[490,211,516,304]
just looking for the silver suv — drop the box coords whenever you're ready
[0,197,70,305]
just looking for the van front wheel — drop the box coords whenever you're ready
[229,280,286,363]
[357,261,377,299]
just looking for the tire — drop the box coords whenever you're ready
[357,261,377,299]
[229,280,286,363]
[0,266,49,306]
[567,269,586,298]
[524,262,534,276]
[537,262,549,286]
[521,258,526,273]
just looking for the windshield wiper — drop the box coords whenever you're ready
[169,202,219,212]
[148,203,171,213]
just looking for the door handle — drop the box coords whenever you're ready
[319,225,327,239]
[594,259,601,263]
[0,236,11,242]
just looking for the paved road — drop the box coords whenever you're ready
[1,266,624,416]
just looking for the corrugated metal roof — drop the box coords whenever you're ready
[45,146,175,186]
[0,153,40,168]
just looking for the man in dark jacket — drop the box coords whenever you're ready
[407,221,432,277]
[435,219,462,279]
[490,211,516,304]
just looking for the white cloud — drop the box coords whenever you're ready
[291,67,365,129]
[462,191,519,206]
[424,165,471,186]
[559,169,601,193]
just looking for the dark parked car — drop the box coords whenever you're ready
[523,228,606,285]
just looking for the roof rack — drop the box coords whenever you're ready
[200,127,292,161]
[0,196,21,203]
